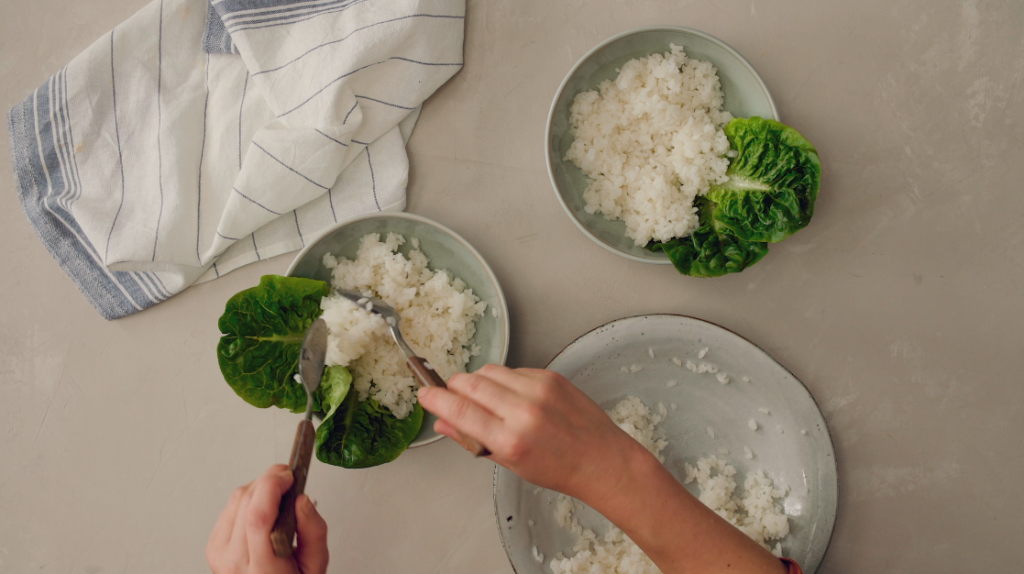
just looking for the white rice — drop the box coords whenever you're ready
[716,373,730,385]
[606,396,668,462]
[550,397,794,574]
[565,45,733,246]
[684,457,790,556]
[698,347,709,359]
[749,419,758,431]
[318,233,486,419]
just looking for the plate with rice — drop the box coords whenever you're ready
[286,212,510,447]
[546,26,780,264]
[493,314,838,573]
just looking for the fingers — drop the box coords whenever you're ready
[207,483,250,571]
[294,495,329,574]
[447,371,524,416]
[220,483,254,570]
[417,385,500,448]
[209,483,248,549]
[244,464,295,563]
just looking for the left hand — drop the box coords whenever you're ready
[206,464,329,574]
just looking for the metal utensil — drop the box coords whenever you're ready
[335,288,491,457]
[270,318,328,557]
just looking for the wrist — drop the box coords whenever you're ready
[574,437,664,511]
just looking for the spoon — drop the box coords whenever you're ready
[334,288,490,457]
[269,318,328,557]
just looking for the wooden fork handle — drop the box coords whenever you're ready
[406,356,491,458]
[270,418,315,557]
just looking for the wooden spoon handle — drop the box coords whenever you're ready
[270,419,315,557]
[406,356,491,458]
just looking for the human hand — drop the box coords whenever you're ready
[417,365,654,503]
[206,465,329,574]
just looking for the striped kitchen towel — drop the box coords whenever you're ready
[7,0,465,319]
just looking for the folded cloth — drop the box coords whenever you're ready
[7,0,465,319]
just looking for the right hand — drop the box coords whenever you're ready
[417,365,654,503]
[206,465,329,574]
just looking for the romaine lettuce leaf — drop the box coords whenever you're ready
[707,117,821,243]
[315,393,423,469]
[650,197,769,277]
[319,366,353,420]
[216,275,330,413]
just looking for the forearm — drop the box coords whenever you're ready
[580,444,786,574]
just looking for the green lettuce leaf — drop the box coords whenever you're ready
[315,393,424,469]
[319,366,353,420]
[707,117,821,243]
[216,275,330,413]
[650,197,769,277]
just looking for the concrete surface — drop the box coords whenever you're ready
[2,0,1022,572]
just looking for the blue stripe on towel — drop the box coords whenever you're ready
[202,2,237,54]
[8,77,159,319]
[224,0,369,33]
[251,14,464,77]
[215,0,318,18]
[218,0,353,23]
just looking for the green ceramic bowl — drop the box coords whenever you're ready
[286,212,510,448]
[546,26,780,264]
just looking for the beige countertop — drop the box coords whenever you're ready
[2,0,1022,572]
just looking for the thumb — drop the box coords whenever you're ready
[294,494,329,574]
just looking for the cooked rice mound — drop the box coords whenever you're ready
[684,457,790,556]
[319,233,485,419]
[565,45,733,246]
[549,396,791,574]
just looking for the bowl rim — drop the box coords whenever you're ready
[285,211,511,448]
[492,313,837,574]
[545,25,780,265]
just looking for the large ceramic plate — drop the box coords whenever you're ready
[546,26,779,263]
[286,212,510,448]
[494,315,837,573]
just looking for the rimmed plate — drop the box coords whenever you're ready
[546,26,779,263]
[286,212,510,448]
[494,315,837,573]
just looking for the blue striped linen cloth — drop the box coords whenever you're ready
[7,0,465,320]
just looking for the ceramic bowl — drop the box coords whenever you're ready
[494,315,837,573]
[546,26,779,263]
[286,212,510,447]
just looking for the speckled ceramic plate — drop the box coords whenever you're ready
[494,315,837,573]
[546,26,780,263]
[286,212,510,448]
